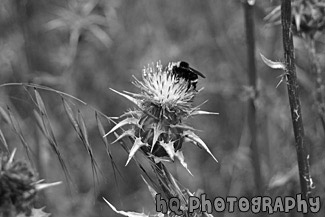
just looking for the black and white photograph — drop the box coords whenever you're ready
[0,0,324,216]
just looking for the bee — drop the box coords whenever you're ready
[170,61,205,90]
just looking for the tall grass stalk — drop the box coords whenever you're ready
[281,0,312,213]
[243,0,263,196]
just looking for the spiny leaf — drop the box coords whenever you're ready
[151,155,172,164]
[112,128,135,144]
[159,141,176,160]
[114,132,159,190]
[0,128,8,152]
[103,198,155,217]
[150,124,165,152]
[125,137,148,166]
[175,150,193,176]
[104,117,139,137]
[260,53,285,70]
[183,130,218,163]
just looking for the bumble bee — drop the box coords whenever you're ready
[170,61,205,90]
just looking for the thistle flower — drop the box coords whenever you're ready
[105,61,218,168]
[0,149,61,217]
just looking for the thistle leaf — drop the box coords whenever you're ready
[104,117,139,137]
[175,150,193,176]
[183,130,218,163]
[260,54,285,70]
[103,198,153,217]
[125,137,148,166]
[151,124,165,152]
[112,128,135,144]
[151,155,172,163]
[159,141,176,160]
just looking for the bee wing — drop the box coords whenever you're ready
[189,67,206,78]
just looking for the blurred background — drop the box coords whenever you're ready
[0,0,324,216]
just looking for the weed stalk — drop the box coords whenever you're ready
[281,0,312,210]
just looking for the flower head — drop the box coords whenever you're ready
[106,61,218,168]
[135,61,196,113]
[0,149,61,216]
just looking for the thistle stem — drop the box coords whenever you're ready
[281,0,312,211]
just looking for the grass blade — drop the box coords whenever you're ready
[0,128,9,152]
[6,106,33,162]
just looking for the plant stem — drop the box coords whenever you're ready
[243,0,263,195]
[281,0,312,208]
